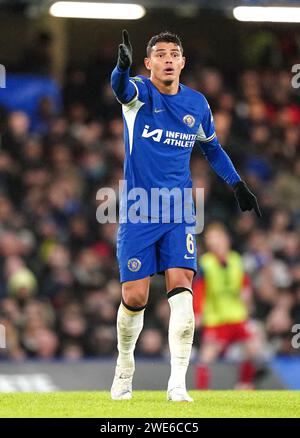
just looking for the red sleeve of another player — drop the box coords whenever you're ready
[193,276,205,317]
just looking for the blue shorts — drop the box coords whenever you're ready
[116,221,197,283]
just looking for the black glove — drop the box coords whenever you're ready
[233,181,262,218]
[117,29,132,71]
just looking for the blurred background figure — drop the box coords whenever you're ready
[194,223,264,389]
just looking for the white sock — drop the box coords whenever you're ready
[168,290,195,390]
[116,302,145,371]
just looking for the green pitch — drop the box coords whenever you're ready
[0,391,299,418]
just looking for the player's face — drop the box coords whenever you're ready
[144,42,185,85]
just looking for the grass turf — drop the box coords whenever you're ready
[0,391,300,418]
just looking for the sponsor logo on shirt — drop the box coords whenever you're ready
[142,125,163,142]
[142,125,197,147]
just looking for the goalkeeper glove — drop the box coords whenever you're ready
[233,181,262,218]
[117,29,132,71]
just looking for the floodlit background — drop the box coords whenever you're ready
[0,0,299,391]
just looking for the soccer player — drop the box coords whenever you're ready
[194,223,258,390]
[110,30,261,402]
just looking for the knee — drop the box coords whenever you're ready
[180,269,194,287]
[122,283,148,308]
[168,270,194,292]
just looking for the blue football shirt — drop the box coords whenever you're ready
[111,69,240,223]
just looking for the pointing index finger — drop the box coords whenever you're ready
[122,29,130,46]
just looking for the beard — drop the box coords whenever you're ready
[163,79,173,86]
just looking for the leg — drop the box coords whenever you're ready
[196,339,223,389]
[113,221,158,399]
[165,267,195,402]
[111,277,150,400]
[236,323,258,389]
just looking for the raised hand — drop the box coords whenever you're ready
[117,29,132,71]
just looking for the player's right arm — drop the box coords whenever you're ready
[111,29,138,104]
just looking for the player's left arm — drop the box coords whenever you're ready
[197,99,261,218]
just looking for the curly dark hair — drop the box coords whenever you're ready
[146,31,183,57]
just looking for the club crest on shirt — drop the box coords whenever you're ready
[183,114,195,128]
[127,258,142,272]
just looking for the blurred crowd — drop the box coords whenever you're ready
[0,38,299,361]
